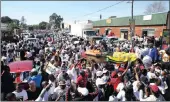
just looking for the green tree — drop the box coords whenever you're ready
[20,16,27,29]
[33,25,39,30]
[39,21,48,30]
[12,19,20,27]
[49,13,63,29]
[28,25,34,31]
[1,16,13,23]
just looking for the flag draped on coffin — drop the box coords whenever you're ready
[107,52,137,63]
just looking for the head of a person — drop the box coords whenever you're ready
[42,81,48,88]
[6,93,17,101]
[30,68,38,76]
[16,83,23,93]
[29,81,36,91]
[59,80,66,90]
[48,74,55,82]
[4,65,10,73]
[135,58,143,65]
[79,70,85,77]
[149,84,160,97]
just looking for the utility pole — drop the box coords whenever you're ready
[129,0,134,47]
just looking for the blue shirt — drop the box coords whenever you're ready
[28,74,42,88]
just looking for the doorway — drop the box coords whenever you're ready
[142,30,148,37]
[105,28,111,36]
[120,29,128,39]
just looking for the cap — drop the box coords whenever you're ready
[111,71,117,78]
[149,85,159,93]
[96,71,103,77]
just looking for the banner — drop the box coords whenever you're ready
[107,52,137,63]
[46,62,60,75]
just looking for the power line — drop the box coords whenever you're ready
[73,0,126,20]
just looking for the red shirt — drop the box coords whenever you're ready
[76,74,88,87]
[77,63,82,70]
[15,76,21,83]
[109,77,122,91]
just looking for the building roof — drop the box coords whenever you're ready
[93,12,167,27]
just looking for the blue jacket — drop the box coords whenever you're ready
[28,74,42,88]
[148,48,158,62]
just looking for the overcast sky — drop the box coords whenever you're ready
[1,1,169,25]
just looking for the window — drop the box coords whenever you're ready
[142,29,155,36]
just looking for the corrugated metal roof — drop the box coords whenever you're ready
[93,12,167,27]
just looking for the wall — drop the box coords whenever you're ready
[94,25,166,37]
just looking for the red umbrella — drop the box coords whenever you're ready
[8,60,33,73]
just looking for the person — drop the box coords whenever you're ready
[73,82,98,101]
[102,69,110,83]
[28,69,42,93]
[26,81,39,101]
[48,74,56,95]
[35,82,52,101]
[95,71,103,87]
[97,78,107,101]
[139,84,165,101]
[148,43,159,63]
[76,70,88,88]
[54,80,67,101]
[6,93,17,101]
[12,83,28,101]
[1,65,15,101]
[57,66,71,87]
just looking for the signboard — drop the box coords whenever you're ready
[143,15,152,20]
[106,18,112,24]
[163,29,170,44]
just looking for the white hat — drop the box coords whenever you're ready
[77,87,89,96]
[97,78,106,85]
[96,71,103,77]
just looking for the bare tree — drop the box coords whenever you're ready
[144,1,166,15]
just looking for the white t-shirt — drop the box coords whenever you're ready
[96,78,102,88]
[117,90,126,101]
[13,90,28,101]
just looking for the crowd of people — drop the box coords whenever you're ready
[1,31,170,101]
